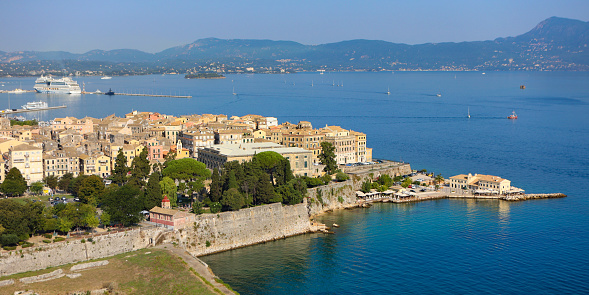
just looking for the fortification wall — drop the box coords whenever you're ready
[0,227,165,277]
[177,202,311,256]
[307,163,412,216]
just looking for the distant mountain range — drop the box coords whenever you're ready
[1,17,588,71]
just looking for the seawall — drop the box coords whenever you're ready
[0,227,166,277]
[177,201,312,256]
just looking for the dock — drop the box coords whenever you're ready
[82,92,191,98]
[0,105,67,115]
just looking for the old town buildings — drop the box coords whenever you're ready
[0,112,371,184]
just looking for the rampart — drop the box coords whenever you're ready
[176,202,311,256]
[0,227,166,277]
[308,162,412,216]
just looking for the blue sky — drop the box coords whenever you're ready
[1,0,587,53]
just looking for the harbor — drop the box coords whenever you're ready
[0,105,67,115]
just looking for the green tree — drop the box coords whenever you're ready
[112,148,129,185]
[278,178,307,205]
[159,177,177,206]
[162,158,211,181]
[401,177,413,188]
[275,158,294,186]
[100,211,111,227]
[144,172,163,210]
[224,170,239,191]
[85,214,100,230]
[209,168,222,203]
[58,217,73,233]
[256,173,278,204]
[129,147,150,188]
[68,175,89,197]
[0,168,27,197]
[0,234,19,246]
[319,142,337,175]
[361,179,372,193]
[221,188,245,211]
[377,174,393,187]
[101,184,143,226]
[336,171,349,182]
[58,173,74,192]
[209,202,222,213]
[191,201,204,215]
[253,151,284,186]
[44,175,59,191]
[78,175,105,206]
[435,174,445,185]
[57,203,96,231]
[30,181,44,195]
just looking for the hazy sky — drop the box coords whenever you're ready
[1,0,587,53]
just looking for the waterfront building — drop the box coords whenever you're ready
[198,142,316,177]
[9,143,43,185]
[149,196,194,229]
[320,125,356,164]
[449,173,512,194]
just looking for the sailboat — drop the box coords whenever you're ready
[311,80,314,87]
[232,86,237,96]
[468,107,471,118]
[387,87,390,95]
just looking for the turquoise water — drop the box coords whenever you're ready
[2,72,589,293]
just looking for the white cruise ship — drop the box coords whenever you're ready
[34,75,82,94]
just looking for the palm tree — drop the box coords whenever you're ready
[434,174,445,185]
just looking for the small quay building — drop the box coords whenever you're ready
[449,173,512,194]
[149,196,194,229]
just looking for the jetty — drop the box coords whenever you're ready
[83,91,191,98]
[0,105,66,115]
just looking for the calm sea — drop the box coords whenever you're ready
[2,72,589,294]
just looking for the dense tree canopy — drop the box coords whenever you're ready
[78,175,105,206]
[112,148,129,185]
[1,168,28,197]
[162,158,211,181]
[101,184,144,226]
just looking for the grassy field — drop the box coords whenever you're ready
[9,193,73,205]
[0,248,219,294]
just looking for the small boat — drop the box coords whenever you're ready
[468,107,471,119]
[436,93,442,97]
[101,76,112,80]
[332,223,340,228]
[520,85,526,89]
[232,86,237,96]
[105,88,115,96]
[508,110,518,119]
[8,88,26,93]
[387,86,390,95]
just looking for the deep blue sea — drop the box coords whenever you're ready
[2,72,588,294]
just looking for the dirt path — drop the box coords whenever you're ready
[156,244,235,295]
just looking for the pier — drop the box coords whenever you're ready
[82,92,191,98]
[0,105,67,115]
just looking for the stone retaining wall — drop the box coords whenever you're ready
[177,202,311,256]
[0,227,165,277]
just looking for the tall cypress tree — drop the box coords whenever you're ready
[144,172,162,209]
[209,168,222,203]
[129,148,150,188]
[112,149,129,185]
[319,142,337,175]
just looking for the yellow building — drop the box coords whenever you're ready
[449,173,512,194]
[198,142,316,177]
[9,144,43,185]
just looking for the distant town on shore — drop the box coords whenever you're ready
[1,17,588,78]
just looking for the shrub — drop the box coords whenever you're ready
[81,239,86,243]
[205,241,211,247]
[209,202,222,214]
[22,242,34,248]
[44,234,53,239]
[87,237,93,242]
[338,196,345,203]
[3,246,17,251]
[0,234,20,246]
[54,237,65,242]
[43,239,52,243]
[335,172,349,182]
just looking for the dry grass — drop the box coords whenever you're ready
[0,248,218,295]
